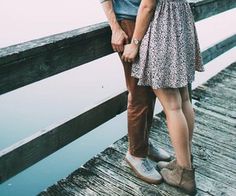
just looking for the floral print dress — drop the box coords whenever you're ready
[131,0,204,89]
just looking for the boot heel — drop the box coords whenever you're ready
[161,164,197,195]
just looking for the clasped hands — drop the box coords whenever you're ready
[121,43,139,63]
[111,28,139,63]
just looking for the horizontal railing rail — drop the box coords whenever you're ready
[0,0,235,95]
[0,0,235,184]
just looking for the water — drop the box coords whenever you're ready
[0,1,235,195]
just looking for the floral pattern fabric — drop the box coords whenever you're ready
[131,0,204,89]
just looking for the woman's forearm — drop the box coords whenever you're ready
[132,0,157,42]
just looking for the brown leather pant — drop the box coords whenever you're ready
[118,19,156,157]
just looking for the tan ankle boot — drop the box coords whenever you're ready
[157,159,177,170]
[157,155,193,170]
[161,164,197,195]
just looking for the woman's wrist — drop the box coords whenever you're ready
[131,38,141,49]
[132,38,141,45]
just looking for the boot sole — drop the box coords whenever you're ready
[125,158,163,185]
[163,179,197,196]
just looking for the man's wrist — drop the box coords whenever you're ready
[110,21,121,31]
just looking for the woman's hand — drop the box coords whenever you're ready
[121,43,139,63]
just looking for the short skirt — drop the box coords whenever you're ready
[131,0,204,89]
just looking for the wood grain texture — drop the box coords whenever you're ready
[0,22,112,95]
[202,34,236,65]
[39,63,236,195]
[189,0,236,21]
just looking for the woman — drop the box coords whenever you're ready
[122,0,204,194]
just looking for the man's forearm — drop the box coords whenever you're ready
[100,0,121,31]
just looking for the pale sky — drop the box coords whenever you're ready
[0,0,105,48]
[0,0,235,49]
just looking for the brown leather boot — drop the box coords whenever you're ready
[161,164,197,195]
[157,155,193,170]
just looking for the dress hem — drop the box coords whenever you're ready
[132,75,194,89]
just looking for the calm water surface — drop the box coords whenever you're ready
[0,1,235,195]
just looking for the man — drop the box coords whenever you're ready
[99,0,170,184]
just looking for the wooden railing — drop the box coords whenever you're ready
[0,0,235,184]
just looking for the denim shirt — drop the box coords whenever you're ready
[113,0,141,20]
[100,0,141,20]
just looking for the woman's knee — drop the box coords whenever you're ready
[165,101,182,114]
[154,88,182,112]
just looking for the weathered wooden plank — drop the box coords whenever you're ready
[152,116,236,165]
[202,87,236,100]
[70,168,125,196]
[149,132,236,183]
[152,114,236,166]
[89,147,191,196]
[112,135,236,195]
[0,91,127,184]
[195,101,236,119]
[193,93,236,113]
[68,163,162,196]
[204,75,236,93]
[190,0,236,21]
[114,132,236,181]
[197,62,236,87]
[201,34,236,65]
[39,178,86,196]
[149,138,236,193]
[66,167,118,196]
[195,110,236,137]
[194,103,236,126]
[41,63,236,195]
[66,168,112,196]
[82,157,161,196]
[193,83,236,99]
[40,145,192,195]
[0,22,112,95]
[151,134,236,187]
[193,87,236,109]
[111,139,236,196]
[194,122,236,148]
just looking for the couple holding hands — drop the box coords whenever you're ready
[100,0,204,194]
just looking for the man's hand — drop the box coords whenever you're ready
[111,27,129,53]
[100,0,129,53]
[121,43,139,63]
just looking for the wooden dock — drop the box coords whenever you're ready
[39,63,236,196]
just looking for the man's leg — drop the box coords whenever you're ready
[118,19,156,157]
[118,19,163,185]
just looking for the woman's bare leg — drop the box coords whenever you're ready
[179,87,195,154]
[153,88,191,169]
